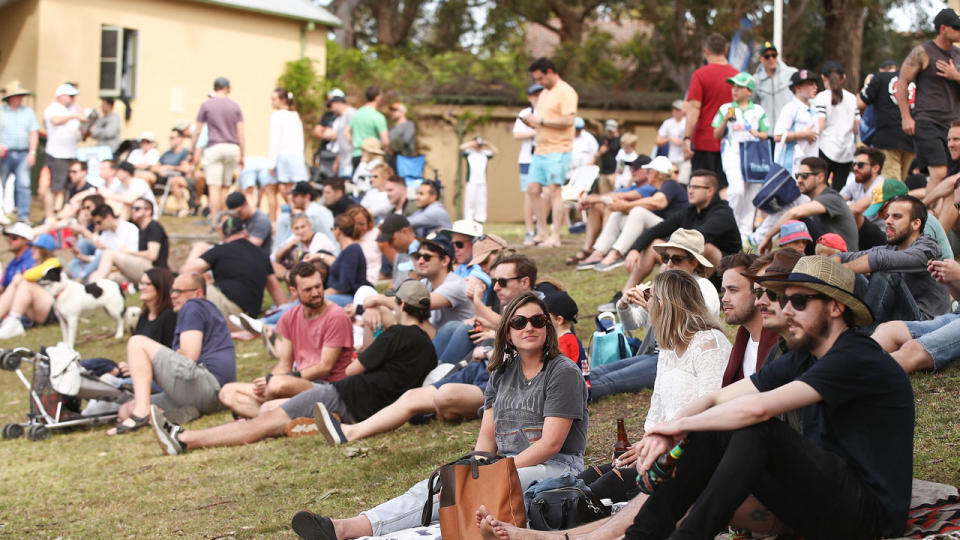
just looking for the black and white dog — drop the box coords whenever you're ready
[36,266,126,348]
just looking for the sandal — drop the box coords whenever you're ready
[565,249,591,265]
[111,413,151,435]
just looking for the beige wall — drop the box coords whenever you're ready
[0,0,40,99]
[6,0,326,157]
[413,104,671,222]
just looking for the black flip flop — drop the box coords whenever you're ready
[114,413,150,435]
[291,511,336,540]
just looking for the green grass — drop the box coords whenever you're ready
[0,218,957,538]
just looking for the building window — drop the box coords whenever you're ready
[99,25,138,98]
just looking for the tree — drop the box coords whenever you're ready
[822,0,867,90]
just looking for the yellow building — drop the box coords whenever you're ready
[0,0,339,157]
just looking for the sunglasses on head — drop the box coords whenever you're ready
[412,252,434,262]
[753,287,779,302]
[778,292,830,310]
[493,276,521,288]
[661,254,693,265]
[509,313,549,330]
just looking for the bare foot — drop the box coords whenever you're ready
[477,506,510,540]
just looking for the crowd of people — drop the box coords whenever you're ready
[2,8,960,538]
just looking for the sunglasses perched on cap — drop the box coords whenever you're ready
[661,254,694,265]
[778,292,830,310]
[753,287,779,302]
[508,313,550,330]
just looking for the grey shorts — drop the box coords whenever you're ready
[45,155,71,193]
[151,347,223,415]
[280,382,354,423]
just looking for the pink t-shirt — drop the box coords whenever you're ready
[687,63,739,153]
[275,301,354,382]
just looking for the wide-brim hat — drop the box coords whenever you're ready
[361,137,384,155]
[468,234,508,266]
[3,222,35,241]
[438,219,484,238]
[741,248,803,282]
[1,80,32,101]
[758,255,873,327]
[652,228,713,268]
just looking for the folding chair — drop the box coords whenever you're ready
[396,154,426,200]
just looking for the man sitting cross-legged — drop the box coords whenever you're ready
[150,279,437,454]
[217,262,354,419]
[109,272,236,434]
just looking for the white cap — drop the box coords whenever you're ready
[3,222,35,241]
[139,131,154,142]
[55,83,79,97]
[642,155,674,175]
[438,219,484,238]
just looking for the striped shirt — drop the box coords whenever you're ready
[0,103,39,150]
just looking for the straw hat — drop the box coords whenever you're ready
[758,255,873,327]
[361,137,384,155]
[1,80,32,101]
[653,228,713,268]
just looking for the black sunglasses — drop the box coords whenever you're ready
[753,287,779,302]
[453,240,468,249]
[412,252,434,262]
[853,161,871,169]
[778,292,830,310]
[509,313,550,330]
[661,254,694,265]
[762,53,778,59]
[493,276,522,288]
[796,172,815,179]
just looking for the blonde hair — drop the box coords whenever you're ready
[651,270,723,351]
[620,133,638,147]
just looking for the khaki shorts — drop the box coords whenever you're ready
[112,252,154,282]
[202,143,240,187]
[205,283,244,319]
[151,346,222,415]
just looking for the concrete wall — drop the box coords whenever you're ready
[412,104,671,223]
[0,0,40,99]
[2,0,327,157]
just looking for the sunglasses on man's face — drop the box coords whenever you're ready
[411,252,434,262]
[762,53,778,60]
[508,313,550,330]
[753,287,779,302]
[796,172,815,179]
[853,161,871,169]
[662,254,693,265]
[492,276,521,288]
[778,292,830,310]
[453,240,468,249]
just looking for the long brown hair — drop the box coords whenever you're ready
[144,267,174,315]
[651,270,723,351]
[488,292,560,372]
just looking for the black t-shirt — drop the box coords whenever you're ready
[654,180,690,219]
[139,220,169,269]
[327,196,352,217]
[857,218,887,251]
[859,72,914,153]
[333,324,437,421]
[200,239,272,316]
[597,135,621,174]
[750,330,914,537]
[66,181,94,201]
[134,307,177,348]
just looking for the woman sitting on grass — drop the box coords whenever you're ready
[306,213,370,307]
[290,291,589,540]
[272,213,316,281]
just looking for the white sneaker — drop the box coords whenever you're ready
[0,213,11,226]
[0,317,25,340]
[237,313,263,336]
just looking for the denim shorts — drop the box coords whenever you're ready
[528,152,571,185]
[275,154,309,183]
[518,163,531,192]
[238,167,275,189]
[432,360,490,390]
[904,312,960,370]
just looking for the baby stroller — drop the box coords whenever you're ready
[0,345,132,441]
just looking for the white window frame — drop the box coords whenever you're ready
[99,25,139,99]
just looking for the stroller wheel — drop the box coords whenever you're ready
[2,423,23,439]
[25,424,49,441]
[0,350,21,371]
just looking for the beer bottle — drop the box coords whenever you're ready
[613,418,631,459]
[636,438,689,494]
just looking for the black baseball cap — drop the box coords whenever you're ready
[419,233,455,260]
[544,291,579,323]
[288,181,318,199]
[934,8,960,30]
[790,69,818,89]
[760,41,777,55]
[377,214,410,242]
[629,155,652,170]
[225,191,246,210]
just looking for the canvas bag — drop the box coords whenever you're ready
[421,451,526,540]
[739,139,772,183]
[752,130,801,214]
[589,312,631,368]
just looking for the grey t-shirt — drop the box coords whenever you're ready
[483,355,588,458]
[389,121,416,156]
[243,210,273,255]
[813,187,859,251]
[196,96,243,146]
[423,272,472,328]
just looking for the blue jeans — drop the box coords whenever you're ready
[361,453,582,536]
[263,300,298,326]
[904,312,960,371]
[432,321,475,364]
[326,293,354,307]
[0,149,32,221]
[589,354,658,402]
[67,238,101,281]
[858,272,922,330]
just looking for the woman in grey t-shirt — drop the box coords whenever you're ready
[291,292,588,539]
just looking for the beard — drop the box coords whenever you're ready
[784,312,829,352]
[724,304,755,326]
[887,227,911,246]
[301,296,325,310]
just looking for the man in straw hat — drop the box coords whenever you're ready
[1,81,39,223]
[607,255,913,539]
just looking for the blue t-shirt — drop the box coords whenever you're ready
[614,184,657,197]
[2,250,35,288]
[654,180,690,219]
[328,243,370,294]
[172,298,236,386]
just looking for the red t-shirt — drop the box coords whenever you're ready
[275,302,354,382]
[687,63,739,152]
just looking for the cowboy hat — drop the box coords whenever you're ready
[1,80,32,101]
[758,255,873,327]
[653,228,713,268]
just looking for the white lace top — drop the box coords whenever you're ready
[644,328,732,432]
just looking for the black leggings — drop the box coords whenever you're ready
[820,151,852,192]
[624,419,886,540]
[577,462,640,503]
